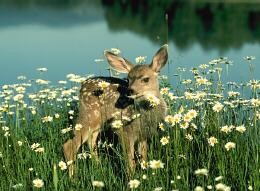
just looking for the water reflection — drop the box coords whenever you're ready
[1,0,259,51]
[102,0,260,51]
[0,0,102,27]
[0,0,259,86]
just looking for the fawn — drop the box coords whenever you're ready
[63,44,168,177]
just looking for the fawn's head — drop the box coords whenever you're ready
[104,45,168,99]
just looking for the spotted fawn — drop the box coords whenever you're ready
[63,44,168,177]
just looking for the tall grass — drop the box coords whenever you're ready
[0,57,259,191]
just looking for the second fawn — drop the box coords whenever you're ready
[63,44,168,177]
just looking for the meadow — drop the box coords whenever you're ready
[0,53,259,191]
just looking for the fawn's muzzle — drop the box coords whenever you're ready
[127,88,135,96]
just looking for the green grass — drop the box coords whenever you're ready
[0,58,259,191]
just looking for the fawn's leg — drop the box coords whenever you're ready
[119,132,136,177]
[87,127,101,160]
[63,111,102,177]
[138,140,148,162]
[63,128,91,177]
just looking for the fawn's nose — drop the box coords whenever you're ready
[128,88,134,95]
[128,88,138,96]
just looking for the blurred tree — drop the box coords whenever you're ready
[102,0,260,51]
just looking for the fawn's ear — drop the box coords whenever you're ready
[150,44,168,73]
[104,51,133,73]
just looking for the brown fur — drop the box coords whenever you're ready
[63,45,168,177]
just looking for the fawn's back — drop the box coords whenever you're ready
[78,75,166,138]
[78,77,133,127]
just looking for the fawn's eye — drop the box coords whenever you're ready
[142,77,150,83]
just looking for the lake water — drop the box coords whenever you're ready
[0,1,259,86]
